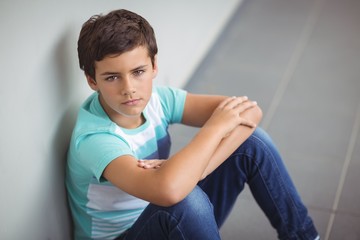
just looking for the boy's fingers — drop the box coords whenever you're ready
[218,96,249,109]
[217,96,236,109]
[137,159,165,169]
[234,100,257,113]
[240,118,257,128]
[226,96,248,109]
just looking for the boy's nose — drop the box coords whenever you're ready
[121,78,136,96]
[123,89,136,96]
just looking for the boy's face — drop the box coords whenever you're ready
[87,46,158,129]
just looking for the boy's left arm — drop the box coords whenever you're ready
[182,93,263,179]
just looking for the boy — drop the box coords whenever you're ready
[66,9,319,240]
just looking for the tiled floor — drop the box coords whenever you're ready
[169,0,360,239]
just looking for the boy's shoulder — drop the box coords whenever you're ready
[71,92,115,143]
[153,85,187,104]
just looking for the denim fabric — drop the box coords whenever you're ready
[117,128,319,240]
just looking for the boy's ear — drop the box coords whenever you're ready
[86,74,98,91]
[152,55,158,78]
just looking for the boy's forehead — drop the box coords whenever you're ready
[95,46,152,72]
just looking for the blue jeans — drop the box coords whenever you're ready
[117,128,319,240]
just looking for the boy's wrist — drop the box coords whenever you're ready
[200,124,229,140]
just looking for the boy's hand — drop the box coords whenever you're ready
[138,159,166,169]
[204,96,257,138]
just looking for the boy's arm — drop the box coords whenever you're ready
[200,109,262,179]
[139,94,261,177]
[103,96,254,207]
[181,93,263,179]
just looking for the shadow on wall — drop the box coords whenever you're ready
[42,28,79,239]
[50,107,76,239]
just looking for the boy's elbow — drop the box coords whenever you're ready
[254,105,263,124]
[159,195,183,207]
[245,104,262,125]
[156,180,188,207]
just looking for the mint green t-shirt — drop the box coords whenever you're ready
[66,86,187,239]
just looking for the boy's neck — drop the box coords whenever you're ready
[117,114,146,129]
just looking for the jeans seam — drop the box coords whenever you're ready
[254,134,298,236]
[246,133,303,238]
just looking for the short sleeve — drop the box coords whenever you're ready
[76,133,133,182]
[155,86,187,124]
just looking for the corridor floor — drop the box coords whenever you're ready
[169,0,360,239]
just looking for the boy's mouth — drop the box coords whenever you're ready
[123,99,141,106]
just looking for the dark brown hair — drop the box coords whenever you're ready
[77,9,158,80]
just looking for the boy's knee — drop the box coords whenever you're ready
[252,127,272,143]
[232,127,279,165]
[246,127,276,152]
[177,186,213,216]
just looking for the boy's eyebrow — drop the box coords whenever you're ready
[99,65,148,76]
[131,64,148,71]
[100,71,120,76]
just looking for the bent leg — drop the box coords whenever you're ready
[199,127,319,239]
[120,186,220,240]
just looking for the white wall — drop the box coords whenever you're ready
[0,0,242,239]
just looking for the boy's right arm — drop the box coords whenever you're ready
[103,97,253,207]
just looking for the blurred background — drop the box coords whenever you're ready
[1,0,359,239]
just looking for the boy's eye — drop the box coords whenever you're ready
[105,75,118,81]
[133,70,145,76]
